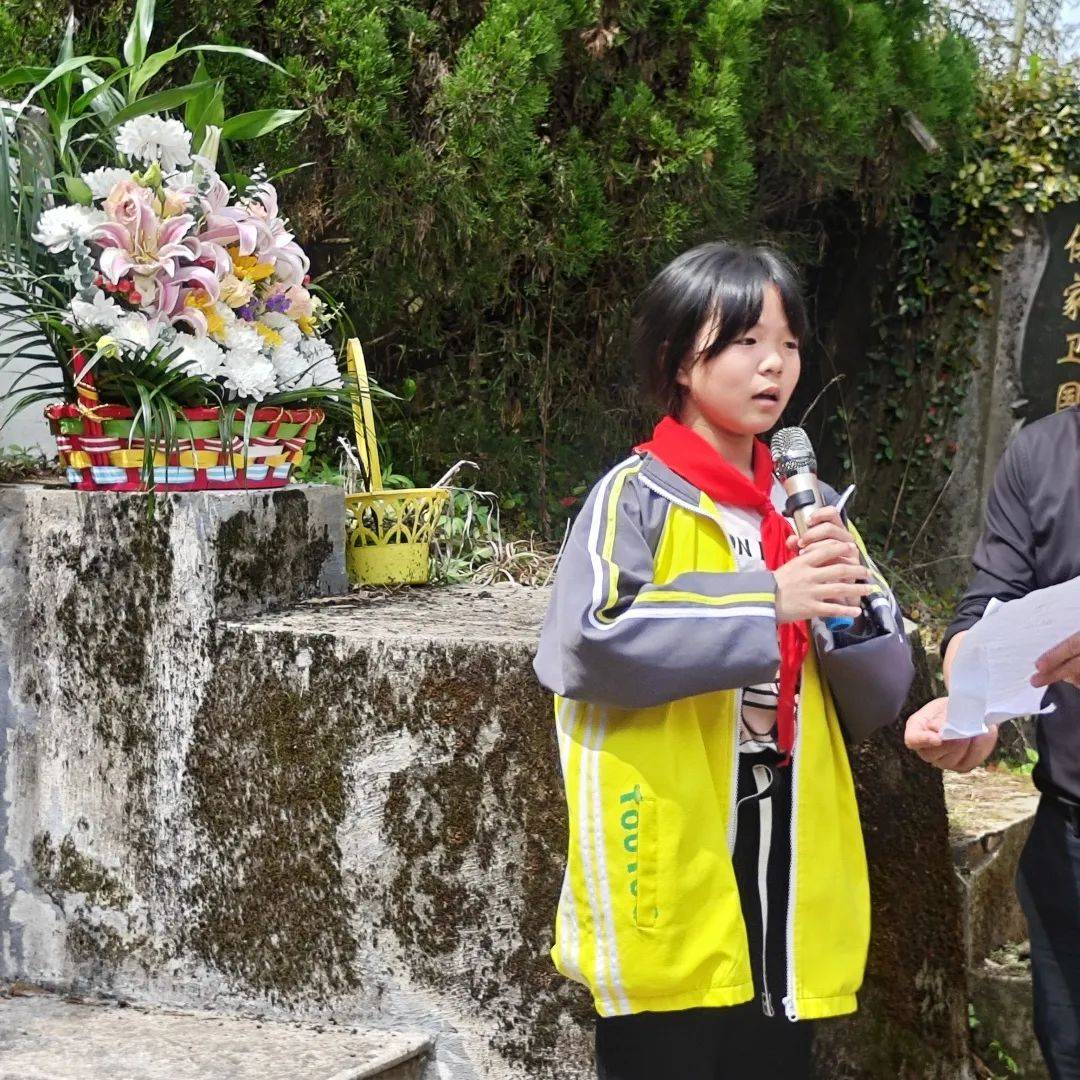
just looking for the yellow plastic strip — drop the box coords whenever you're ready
[346,338,383,493]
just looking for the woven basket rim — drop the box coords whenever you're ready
[345,487,450,502]
[45,401,325,424]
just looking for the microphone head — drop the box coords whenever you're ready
[770,426,817,480]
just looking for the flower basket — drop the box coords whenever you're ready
[46,401,323,492]
[3,63,350,494]
[345,488,449,585]
[343,339,448,586]
[45,360,322,492]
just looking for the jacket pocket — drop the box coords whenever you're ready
[634,797,661,928]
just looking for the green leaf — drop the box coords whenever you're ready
[63,175,93,206]
[184,63,221,146]
[73,68,130,118]
[128,31,193,100]
[17,57,119,113]
[185,44,289,77]
[123,0,157,70]
[0,68,50,89]
[220,108,306,141]
[57,11,75,64]
[110,80,216,127]
[269,161,315,182]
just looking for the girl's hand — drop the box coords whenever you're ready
[785,506,859,565]
[773,542,874,624]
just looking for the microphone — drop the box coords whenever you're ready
[770,426,855,632]
[770,426,826,536]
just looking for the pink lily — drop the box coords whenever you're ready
[94,213,199,286]
[243,182,309,284]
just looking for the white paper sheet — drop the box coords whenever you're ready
[940,576,1080,740]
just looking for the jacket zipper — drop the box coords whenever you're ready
[783,694,803,1022]
[727,689,742,855]
[752,762,775,1017]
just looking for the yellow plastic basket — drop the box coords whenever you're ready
[344,339,448,586]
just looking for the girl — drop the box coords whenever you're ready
[534,242,913,1079]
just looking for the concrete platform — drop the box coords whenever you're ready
[945,767,1040,967]
[0,992,430,1080]
[0,482,973,1079]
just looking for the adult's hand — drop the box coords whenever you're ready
[1032,632,1080,689]
[904,696,999,773]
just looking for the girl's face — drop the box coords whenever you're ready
[676,283,801,439]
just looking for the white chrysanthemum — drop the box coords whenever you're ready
[32,205,105,253]
[309,356,343,390]
[115,115,192,172]
[298,337,334,363]
[260,311,303,345]
[81,167,135,201]
[294,338,342,389]
[170,333,225,380]
[268,345,311,388]
[222,320,263,353]
[220,346,278,401]
[166,155,218,191]
[113,313,153,351]
[69,289,123,331]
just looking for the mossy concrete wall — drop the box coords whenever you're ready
[0,485,345,996]
[0,490,971,1078]
[940,213,1046,586]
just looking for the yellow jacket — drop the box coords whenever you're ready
[534,452,911,1019]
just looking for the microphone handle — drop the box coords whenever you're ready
[781,469,855,632]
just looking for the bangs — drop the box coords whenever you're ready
[698,249,808,361]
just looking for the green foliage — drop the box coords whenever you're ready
[955,65,1080,229]
[2,1,980,530]
[0,443,54,482]
[997,745,1039,778]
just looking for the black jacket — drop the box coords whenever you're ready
[943,407,1080,802]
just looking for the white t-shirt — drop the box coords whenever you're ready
[717,481,791,754]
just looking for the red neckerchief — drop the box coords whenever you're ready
[635,416,808,763]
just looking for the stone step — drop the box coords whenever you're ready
[970,948,1047,1080]
[0,992,431,1080]
[944,766,1039,967]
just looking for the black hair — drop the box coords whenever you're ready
[632,241,808,416]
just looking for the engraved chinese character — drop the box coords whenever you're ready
[1067,223,1080,264]
[1057,381,1080,411]
[1064,275,1080,322]
[1059,333,1080,365]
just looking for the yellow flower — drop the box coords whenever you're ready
[219,273,256,309]
[95,335,119,358]
[226,245,275,283]
[254,322,284,348]
[185,292,225,337]
[297,315,316,336]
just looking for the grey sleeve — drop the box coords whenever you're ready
[814,483,915,741]
[941,436,1036,658]
[533,461,781,709]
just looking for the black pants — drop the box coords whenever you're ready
[595,1002,813,1080]
[595,754,814,1080]
[1017,796,1080,1079]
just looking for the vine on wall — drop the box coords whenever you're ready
[836,64,1079,586]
